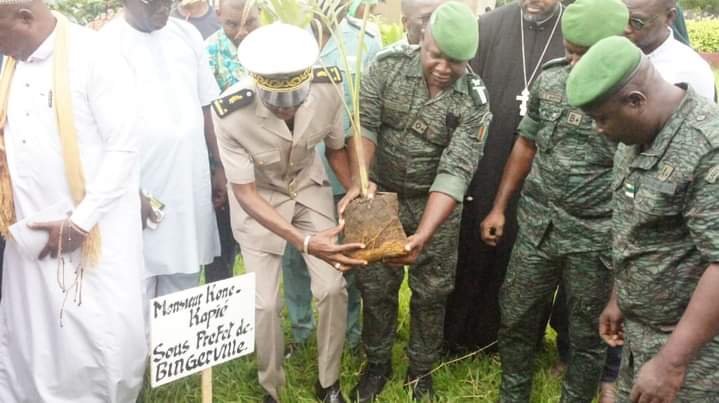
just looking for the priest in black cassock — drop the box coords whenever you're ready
[444,0,566,352]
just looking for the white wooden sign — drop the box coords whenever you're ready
[150,273,255,387]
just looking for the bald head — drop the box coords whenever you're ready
[0,0,54,61]
[400,0,444,15]
[623,0,677,53]
[400,0,446,45]
[217,0,259,47]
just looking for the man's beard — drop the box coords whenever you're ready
[521,2,560,24]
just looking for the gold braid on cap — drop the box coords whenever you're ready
[251,68,312,92]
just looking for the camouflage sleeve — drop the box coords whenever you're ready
[359,58,386,144]
[685,148,719,262]
[517,72,543,141]
[429,102,491,202]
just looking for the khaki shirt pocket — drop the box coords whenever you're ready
[253,149,282,167]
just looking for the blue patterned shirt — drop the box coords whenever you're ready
[205,30,246,92]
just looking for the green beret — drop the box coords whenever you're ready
[567,36,642,108]
[561,0,629,47]
[429,1,479,61]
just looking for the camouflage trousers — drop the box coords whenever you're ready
[499,227,612,403]
[616,319,719,402]
[356,195,461,372]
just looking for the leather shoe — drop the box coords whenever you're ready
[406,369,433,401]
[316,380,346,403]
[349,362,391,402]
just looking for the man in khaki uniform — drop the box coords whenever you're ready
[211,22,365,403]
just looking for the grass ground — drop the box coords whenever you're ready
[140,68,719,403]
[143,259,564,403]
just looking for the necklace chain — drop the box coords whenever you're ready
[520,4,563,91]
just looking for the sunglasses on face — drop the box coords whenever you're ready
[139,0,171,8]
[628,14,660,31]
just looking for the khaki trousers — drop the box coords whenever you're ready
[242,203,347,400]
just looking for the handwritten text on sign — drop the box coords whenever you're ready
[150,273,255,387]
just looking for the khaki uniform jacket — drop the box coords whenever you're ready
[212,77,345,255]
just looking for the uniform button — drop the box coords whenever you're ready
[696,114,706,121]
[289,162,294,166]
[465,196,474,202]
[292,192,297,198]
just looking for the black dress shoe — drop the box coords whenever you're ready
[316,380,346,403]
[349,362,391,403]
[263,395,278,403]
[406,369,434,401]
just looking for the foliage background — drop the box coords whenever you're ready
[687,19,719,52]
[51,0,121,24]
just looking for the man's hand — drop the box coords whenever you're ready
[337,181,377,219]
[383,233,428,268]
[212,166,228,209]
[630,353,686,403]
[308,222,368,271]
[599,297,625,347]
[480,208,505,246]
[28,219,87,259]
[140,191,154,230]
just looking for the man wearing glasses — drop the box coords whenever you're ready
[624,0,716,101]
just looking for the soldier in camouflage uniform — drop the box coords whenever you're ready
[338,2,490,401]
[477,0,630,401]
[568,36,719,402]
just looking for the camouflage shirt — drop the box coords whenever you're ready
[613,87,719,327]
[359,44,491,202]
[516,58,616,252]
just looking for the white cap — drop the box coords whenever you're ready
[238,22,319,77]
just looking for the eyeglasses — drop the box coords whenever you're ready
[628,14,660,31]
[139,0,171,8]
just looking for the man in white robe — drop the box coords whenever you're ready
[0,1,147,401]
[101,0,223,298]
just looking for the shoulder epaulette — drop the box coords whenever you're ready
[346,17,377,38]
[313,66,343,83]
[375,43,417,62]
[541,57,569,71]
[212,88,255,118]
[466,73,488,106]
[692,104,719,147]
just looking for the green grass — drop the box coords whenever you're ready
[142,259,564,402]
[144,68,719,403]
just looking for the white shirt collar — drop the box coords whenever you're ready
[648,27,674,58]
[26,27,56,64]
